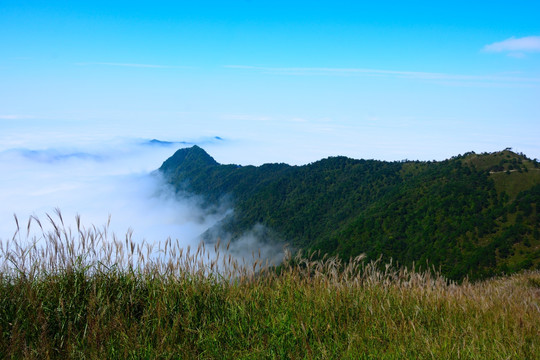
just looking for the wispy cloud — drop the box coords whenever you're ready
[224,65,540,86]
[0,114,34,120]
[221,114,273,122]
[483,36,540,57]
[76,62,191,69]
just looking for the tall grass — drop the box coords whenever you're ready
[1,212,539,359]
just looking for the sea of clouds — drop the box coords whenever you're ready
[0,121,288,268]
[0,137,221,244]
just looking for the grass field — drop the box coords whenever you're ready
[1,213,539,359]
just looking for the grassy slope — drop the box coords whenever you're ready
[1,221,539,359]
[463,149,540,199]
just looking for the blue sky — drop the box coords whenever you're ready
[1,0,540,163]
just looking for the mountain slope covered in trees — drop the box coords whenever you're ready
[160,146,540,280]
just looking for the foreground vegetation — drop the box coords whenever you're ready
[1,215,539,359]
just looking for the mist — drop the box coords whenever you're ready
[0,136,228,257]
[0,128,290,269]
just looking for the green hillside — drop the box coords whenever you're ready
[160,146,540,280]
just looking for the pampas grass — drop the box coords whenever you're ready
[1,212,538,359]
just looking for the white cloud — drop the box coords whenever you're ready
[483,36,540,56]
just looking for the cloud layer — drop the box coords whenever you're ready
[0,139,222,246]
[0,133,286,268]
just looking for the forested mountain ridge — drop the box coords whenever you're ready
[160,146,540,280]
